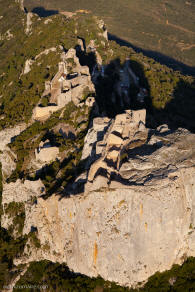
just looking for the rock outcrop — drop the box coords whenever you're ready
[85,109,148,191]
[22,47,57,76]
[32,105,62,122]
[2,179,45,205]
[35,146,59,164]
[0,123,27,179]
[25,12,33,35]
[19,168,195,287]
[1,179,45,239]
[32,48,96,121]
[2,110,194,288]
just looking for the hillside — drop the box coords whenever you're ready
[1,1,194,132]
[0,1,195,291]
[25,0,195,75]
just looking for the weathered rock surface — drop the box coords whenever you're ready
[2,179,45,204]
[32,105,61,121]
[35,146,59,163]
[1,110,195,288]
[23,59,34,75]
[25,12,33,35]
[85,109,148,191]
[81,116,111,165]
[0,123,27,178]
[0,147,17,179]
[0,123,26,151]
[1,178,45,235]
[16,166,195,288]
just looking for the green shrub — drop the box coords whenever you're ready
[4,202,25,236]
[28,232,41,249]
[0,228,27,290]
[14,257,195,292]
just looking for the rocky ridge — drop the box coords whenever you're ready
[1,106,195,288]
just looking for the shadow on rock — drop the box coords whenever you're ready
[108,33,195,77]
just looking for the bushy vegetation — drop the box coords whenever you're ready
[7,110,62,182]
[15,261,123,292]
[0,0,25,75]
[35,102,90,196]
[0,164,27,289]
[28,231,41,249]
[7,101,90,196]
[26,0,195,74]
[0,2,103,129]
[93,40,195,131]
[14,258,195,292]
[4,202,25,236]
[139,257,195,291]
[0,228,27,290]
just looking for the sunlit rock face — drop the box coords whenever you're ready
[24,169,194,287]
[5,110,194,288]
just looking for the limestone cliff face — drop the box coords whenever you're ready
[22,168,195,287]
[2,111,194,288]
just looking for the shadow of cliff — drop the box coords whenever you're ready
[147,79,195,132]
[165,79,195,131]
[90,57,151,119]
[108,33,195,77]
[32,6,59,17]
[76,47,97,74]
